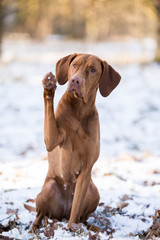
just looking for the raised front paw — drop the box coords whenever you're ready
[42,72,57,91]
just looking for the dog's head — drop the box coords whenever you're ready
[56,53,121,102]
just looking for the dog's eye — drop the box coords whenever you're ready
[73,64,77,69]
[90,68,96,73]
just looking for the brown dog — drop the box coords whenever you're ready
[33,53,121,229]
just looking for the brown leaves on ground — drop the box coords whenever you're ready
[0,220,20,235]
[44,224,55,238]
[102,201,129,218]
[3,200,160,240]
[33,217,59,238]
[0,235,13,240]
[87,206,115,237]
[0,223,9,234]
[140,210,160,239]
[88,232,101,240]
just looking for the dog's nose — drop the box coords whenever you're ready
[71,76,82,85]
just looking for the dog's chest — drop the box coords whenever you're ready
[52,111,100,183]
[63,115,99,161]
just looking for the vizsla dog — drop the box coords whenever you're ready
[33,53,121,229]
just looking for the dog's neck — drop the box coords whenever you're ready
[63,88,98,119]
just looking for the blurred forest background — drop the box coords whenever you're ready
[0,0,160,61]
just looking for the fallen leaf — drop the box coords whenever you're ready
[104,172,113,176]
[26,198,35,203]
[5,202,14,205]
[44,227,54,238]
[6,209,19,220]
[129,232,134,236]
[117,202,129,210]
[86,224,101,232]
[70,223,82,232]
[141,218,147,222]
[88,232,100,240]
[120,194,131,202]
[152,169,160,174]
[24,204,36,212]
[98,202,105,206]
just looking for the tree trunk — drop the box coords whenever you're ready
[0,2,4,56]
[154,0,160,62]
[155,26,160,62]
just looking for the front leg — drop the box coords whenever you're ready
[68,168,91,228]
[43,72,64,151]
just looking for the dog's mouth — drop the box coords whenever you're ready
[68,87,83,98]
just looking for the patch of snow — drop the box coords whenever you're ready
[0,155,160,239]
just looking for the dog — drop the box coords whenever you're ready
[33,53,121,229]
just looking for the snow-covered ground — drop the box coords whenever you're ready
[0,36,160,239]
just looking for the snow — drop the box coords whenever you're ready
[0,36,160,239]
[2,155,160,239]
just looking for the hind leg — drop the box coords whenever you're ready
[80,180,100,222]
[33,178,64,229]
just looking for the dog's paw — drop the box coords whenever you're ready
[42,72,57,91]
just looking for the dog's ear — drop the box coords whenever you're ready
[99,61,121,97]
[56,53,77,85]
